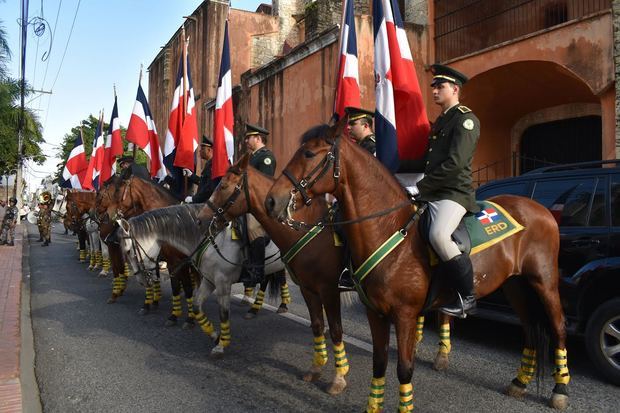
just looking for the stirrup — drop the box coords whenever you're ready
[440,293,476,319]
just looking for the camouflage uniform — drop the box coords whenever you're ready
[38,204,52,246]
[0,204,18,245]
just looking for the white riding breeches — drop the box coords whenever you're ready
[427,199,466,262]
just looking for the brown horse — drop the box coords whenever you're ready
[65,190,96,263]
[96,176,198,326]
[265,123,570,411]
[196,153,351,394]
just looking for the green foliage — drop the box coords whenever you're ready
[54,115,147,183]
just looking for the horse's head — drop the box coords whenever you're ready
[197,154,252,231]
[265,120,346,222]
[116,217,158,287]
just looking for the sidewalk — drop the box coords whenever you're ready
[0,224,24,412]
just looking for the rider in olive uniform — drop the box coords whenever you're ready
[345,106,376,155]
[402,64,480,318]
[241,124,276,286]
[184,136,220,204]
[118,156,151,181]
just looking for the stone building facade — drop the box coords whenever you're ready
[148,0,618,182]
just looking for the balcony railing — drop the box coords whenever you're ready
[435,0,611,62]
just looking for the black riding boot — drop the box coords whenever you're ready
[240,237,266,287]
[439,253,477,318]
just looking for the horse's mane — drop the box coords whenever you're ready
[128,204,204,247]
[300,124,331,145]
[128,176,179,204]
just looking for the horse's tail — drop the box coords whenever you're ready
[267,269,285,300]
[529,315,550,394]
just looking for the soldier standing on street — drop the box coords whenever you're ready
[38,195,53,247]
[183,136,220,203]
[240,124,276,287]
[403,64,481,318]
[0,197,19,246]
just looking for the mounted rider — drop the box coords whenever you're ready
[184,136,220,204]
[405,64,481,318]
[239,124,276,287]
[118,155,151,181]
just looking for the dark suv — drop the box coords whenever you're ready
[475,160,620,385]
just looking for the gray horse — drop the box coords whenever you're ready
[116,204,285,356]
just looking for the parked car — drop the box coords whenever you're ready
[475,160,620,385]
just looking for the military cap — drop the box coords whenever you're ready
[117,155,135,164]
[430,64,469,87]
[245,124,269,137]
[201,135,213,147]
[9,197,17,204]
[345,107,374,123]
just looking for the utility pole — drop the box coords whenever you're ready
[14,0,29,210]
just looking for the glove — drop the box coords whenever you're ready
[406,186,419,197]
[184,196,193,203]
[182,168,193,177]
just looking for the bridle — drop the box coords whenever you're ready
[205,170,252,227]
[113,178,140,220]
[282,135,341,206]
[118,224,160,286]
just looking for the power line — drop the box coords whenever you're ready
[38,0,62,112]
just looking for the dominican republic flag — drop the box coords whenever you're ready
[126,82,167,181]
[212,20,235,179]
[100,96,123,183]
[60,130,89,189]
[83,113,106,190]
[373,0,430,172]
[476,207,499,225]
[164,41,198,175]
[549,185,578,225]
[333,0,361,120]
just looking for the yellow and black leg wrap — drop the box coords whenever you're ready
[172,295,182,317]
[186,297,195,319]
[251,289,265,311]
[415,316,425,344]
[280,283,291,305]
[333,342,349,376]
[398,383,414,412]
[515,348,536,386]
[95,251,102,268]
[102,258,110,273]
[366,377,385,413]
[124,262,130,277]
[144,287,153,306]
[112,276,123,295]
[153,280,161,303]
[552,348,570,385]
[119,275,128,294]
[439,322,451,355]
[195,312,214,335]
[89,252,96,267]
[312,335,328,367]
[79,249,86,263]
[219,321,231,348]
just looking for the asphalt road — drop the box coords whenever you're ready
[28,224,619,412]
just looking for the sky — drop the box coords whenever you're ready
[0,0,265,192]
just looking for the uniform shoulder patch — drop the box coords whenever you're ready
[264,158,272,165]
[457,105,472,113]
[463,118,475,131]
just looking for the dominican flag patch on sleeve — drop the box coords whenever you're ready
[476,208,499,225]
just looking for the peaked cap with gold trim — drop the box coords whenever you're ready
[430,64,469,87]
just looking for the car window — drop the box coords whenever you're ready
[612,175,620,227]
[476,181,530,200]
[532,177,597,227]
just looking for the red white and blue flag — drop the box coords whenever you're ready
[333,0,361,120]
[373,0,430,172]
[164,41,198,174]
[126,82,167,181]
[100,96,123,183]
[82,113,105,191]
[212,20,235,179]
[60,129,89,189]
[476,208,499,225]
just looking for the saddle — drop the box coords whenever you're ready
[417,208,472,258]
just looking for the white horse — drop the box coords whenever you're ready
[116,204,285,357]
[83,214,110,277]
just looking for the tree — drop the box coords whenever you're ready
[54,115,147,183]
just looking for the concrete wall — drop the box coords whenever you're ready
[613,0,620,158]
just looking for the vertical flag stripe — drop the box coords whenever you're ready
[333,0,361,120]
[60,132,89,189]
[212,20,234,179]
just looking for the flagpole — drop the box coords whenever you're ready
[181,26,189,197]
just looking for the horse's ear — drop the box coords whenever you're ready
[330,116,348,141]
[239,153,251,171]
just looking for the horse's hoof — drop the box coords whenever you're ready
[107,297,117,304]
[433,352,449,371]
[303,370,321,383]
[505,382,527,399]
[210,346,225,358]
[138,307,149,316]
[98,272,107,278]
[182,321,195,330]
[277,304,288,314]
[549,393,568,410]
[152,302,159,310]
[327,375,347,395]
[165,319,177,327]
[243,311,257,320]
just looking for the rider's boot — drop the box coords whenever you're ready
[439,253,477,319]
[239,237,266,286]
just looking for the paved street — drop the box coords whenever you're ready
[27,223,619,412]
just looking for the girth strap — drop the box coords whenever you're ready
[281,224,324,284]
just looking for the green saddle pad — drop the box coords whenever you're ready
[464,200,524,255]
